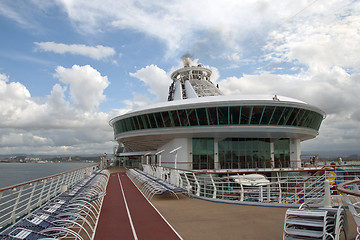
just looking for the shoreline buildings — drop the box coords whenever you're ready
[110,58,325,170]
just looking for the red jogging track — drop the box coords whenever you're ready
[94,172,182,240]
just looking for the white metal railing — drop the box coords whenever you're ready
[0,164,98,230]
[142,164,360,206]
[337,179,360,240]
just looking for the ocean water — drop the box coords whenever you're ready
[0,162,95,189]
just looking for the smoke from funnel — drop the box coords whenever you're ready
[182,53,193,67]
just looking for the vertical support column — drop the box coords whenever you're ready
[290,138,301,168]
[214,139,220,170]
[270,142,275,163]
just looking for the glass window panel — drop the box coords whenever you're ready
[294,109,306,126]
[170,110,180,127]
[187,109,199,126]
[251,106,264,124]
[141,115,148,129]
[218,107,229,125]
[130,118,136,131]
[196,108,208,125]
[148,114,157,128]
[135,116,141,130]
[260,106,274,125]
[298,110,310,127]
[207,107,218,125]
[276,107,287,125]
[126,118,133,130]
[302,112,313,128]
[154,112,164,128]
[177,109,189,126]
[240,106,251,124]
[269,107,285,125]
[288,108,300,126]
[135,116,143,129]
[114,121,120,134]
[123,119,129,132]
[161,111,172,127]
[274,139,290,168]
[314,114,323,130]
[278,108,293,125]
[192,138,214,169]
[229,106,240,124]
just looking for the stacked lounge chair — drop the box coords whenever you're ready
[283,204,346,240]
[0,170,110,240]
[127,169,185,200]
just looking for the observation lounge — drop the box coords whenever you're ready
[110,58,325,171]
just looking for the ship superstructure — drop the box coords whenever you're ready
[110,58,325,170]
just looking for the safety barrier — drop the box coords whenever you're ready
[337,179,360,240]
[0,169,110,240]
[0,164,98,231]
[143,164,360,206]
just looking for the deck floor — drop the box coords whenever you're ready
[95,167,358,239]
[94,171,181,240]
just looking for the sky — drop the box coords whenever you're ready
[0,0,359,156]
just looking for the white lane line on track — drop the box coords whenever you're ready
[126,173,183,240]
[117,173,138,240]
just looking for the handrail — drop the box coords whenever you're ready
[0,164,99,230]
[143,163,360,205]
[144,163,359,175]
[337,179,360,197]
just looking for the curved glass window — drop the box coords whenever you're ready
[207,107,218,125]
[112,105,324,136]
[240,106,251,124]
[196,108,208,125]
[187,109,198,126]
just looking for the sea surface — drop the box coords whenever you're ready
[0,162,95,189]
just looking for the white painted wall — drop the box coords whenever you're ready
[157,138,191,170]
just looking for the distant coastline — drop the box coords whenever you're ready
[0,162,96,188]
[0,154,104,164]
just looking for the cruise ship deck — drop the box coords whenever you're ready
[95,167,358,239]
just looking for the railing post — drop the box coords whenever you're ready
[323,179,332,208]
[277,172,282,203]
[209,174,217,199]
[184,173,191,194]
[26,182,37,214]
[38,179,47,207]
[193,173,200,196]
[53,175,61,197]
[11,186,23,223]
[46,178,55,202]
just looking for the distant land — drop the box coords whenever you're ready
[0,153,112,163]
[302,150,360,160]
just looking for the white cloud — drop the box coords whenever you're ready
[34,42,116,60]
[0,66,115,155]
[51,0,336,57]
[54,65,110,112]
[129,64,170,103]
[264,13,360,72]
